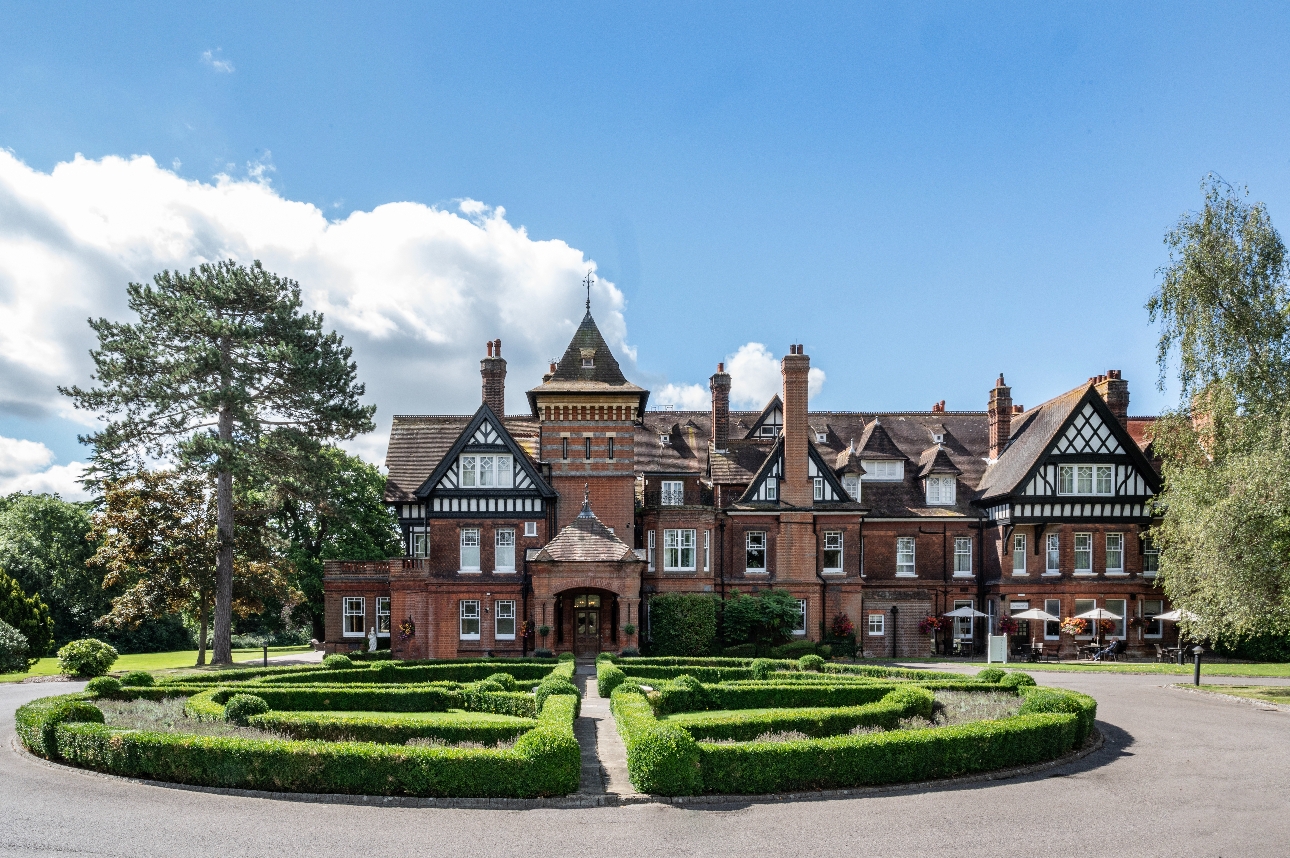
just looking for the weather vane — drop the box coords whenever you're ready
[583,270,594,312]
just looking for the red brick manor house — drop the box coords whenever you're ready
[324,308,1174,659]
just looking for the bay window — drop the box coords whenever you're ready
[664,529,696,571]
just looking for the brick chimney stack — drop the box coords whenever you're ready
[481,338,506,414]
[1094,370,1129,429]
[710,361,731,452]
[988,374,1012,461]
[781,344,812,506]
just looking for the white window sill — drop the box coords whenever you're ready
[1011,572,1029,577]
[1073,571,1094,576]
[495,635,516,641]
[868,633,885,637]
[822,569,844,576]
[664,568,697,573]
[1105,571,1127,576]
[744,570,769,575]
[792,631,807,637]
[458,570,482,575]
[1043,571,1061,576]
[1044,637,1060,642]
[895,572,917,578]
[460,636,481,641]
[376,633,390,638]
[342,632,365,638]
[493,569,516,574]
[952,573,973,578]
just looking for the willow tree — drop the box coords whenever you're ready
[1147,177,1290,645]
[63,261,373,664]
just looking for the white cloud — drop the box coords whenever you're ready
[201,49,235,73]
[726,342,825,409]
[653,382,709,410]
[0,150,640,467]
[0,436,87,499]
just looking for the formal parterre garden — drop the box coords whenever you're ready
[597,655,1098,796]
[16,653,583,798]
[17,652,1097,800]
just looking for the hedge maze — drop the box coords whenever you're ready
[598,655,1097,796]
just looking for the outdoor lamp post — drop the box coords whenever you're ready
[1193,645,1204,686]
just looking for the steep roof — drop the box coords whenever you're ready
[384,413,540,503]
[918,445,963,477]
[526,311,649,416]
[975,384,1090,500]
[533,497,637,562]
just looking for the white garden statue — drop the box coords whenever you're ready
[368,626,377,653]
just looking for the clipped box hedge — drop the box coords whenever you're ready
[17,692,581,798]
[250,710,538,745]
[667,687,934,741]
[262,662,556,686]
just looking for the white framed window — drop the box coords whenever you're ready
[1073,533,1092,574]
[793,599,807,636]
[459,600,480,640]
[1142,599,1164,638]
[1106,598,1127,639]
[953,537,972,576]
[661,480,684,506]
[663,529,696,571]
[926,476,956,505]
[495,528,515,572]
[659,433,670,445]
[1105,532,1124,574]
[1058,464,1113,496]
[342,597,365,637]
[1144,540,1159,577]
[1073,599,1095,637]
[759,423,777,437]
[460,528,481,572]
[703,530,710,572]
[953,599,973,639]
[524,521,538,538]
[896,536,916,577]
[822,531,843,573]
[1012,533,1026,575]
[376,597,391,636]
[813,477,824,500]
[647,530,655,571]
[842,475,860,500]
[862,460,903,481]
[745,531,767,572]
[816,430,828,443]
[459,454,514,488]
[410,526,429,559]
[1046,533,1060,574]
[582,350,595,368]
[868,613,885,636]
[495,600,516,640]
[1044,599,1061,640]
[764,477,777,501]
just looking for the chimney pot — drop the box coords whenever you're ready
[495,338,502,357]
[480,337,507,414]
[989,374,1013,460]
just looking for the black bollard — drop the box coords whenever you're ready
[1192,645,1203,686]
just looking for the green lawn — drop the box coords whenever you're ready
[0,645,313,683]
[1197,684,1290,704]
[877,658,1290,678]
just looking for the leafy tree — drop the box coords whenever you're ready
[720,589,801,649]
[63,260,374,664]
[0,492,102,642]
[264,445,400,638]
[1148,177,1290,644]
[0,568,54,658]
[89,469,295,665]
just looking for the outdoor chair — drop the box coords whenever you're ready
[1154,643,1166,663]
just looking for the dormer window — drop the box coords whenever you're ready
[842,475,860,500]
[861,460,903,481]
[926,476,956,505]
[764,477,778,501]
[580,348,595,368]
[815,430,827,443]
[932,433,944,444]
[659,433,670,445]
[760,424,777,437]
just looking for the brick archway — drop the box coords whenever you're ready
[528,558,644,655]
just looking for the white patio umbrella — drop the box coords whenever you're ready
[1075,607,1123,646]
[942,606,989,618]
[1152,609,1198,622]
[1010,608,1061,647]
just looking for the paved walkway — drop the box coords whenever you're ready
[572,662,637,798]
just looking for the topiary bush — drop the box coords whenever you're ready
[472,679,507,694]
[646,593,718,656]
[999,671,1037,689]
[224,693,270,725]
[597,662,627,698]
[770,640,818,659]
[0,618,30,673]
[533,648,554,658]
[120,670,155,687]
[85,676,122,697]
[557,652,575,662]
[750,658,774,680]
[486,672,518,691]
[976,667,1006,683]
[57,639,119,678]
[323,654,353,670]
[536,677,581,716]
[798,654,825,672]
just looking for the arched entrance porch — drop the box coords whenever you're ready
[554,588,623,656]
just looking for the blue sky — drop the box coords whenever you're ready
[1,2,1289,494]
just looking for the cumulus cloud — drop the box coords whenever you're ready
[0,436,87,498]
[201,49,234,73]
[726,342,825,409]
[0,150,642,485]
[653,382,709,410]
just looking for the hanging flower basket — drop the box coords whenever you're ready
[398,617,416,642]
[1060,617,1088,636]
[918,615,945,635]
[998,617,1019,635]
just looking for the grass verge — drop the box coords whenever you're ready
[0,646,314,683]
[1195,684,1290,705]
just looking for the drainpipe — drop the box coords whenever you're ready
[920,524,949,655]
[891,605,899,659]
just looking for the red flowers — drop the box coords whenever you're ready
[830,613,855,638]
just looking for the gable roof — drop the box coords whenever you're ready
[733,435,864,509]
[407,402,555,500]
[744,395,784,439]
[918,445,962,477]
[856,419,908,461]
[533,497,638,562]
[526,311,649,416]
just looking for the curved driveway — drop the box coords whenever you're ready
[2,670,1287,858]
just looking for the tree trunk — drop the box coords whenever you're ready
[197,593,209,667]
[212,403,235,665]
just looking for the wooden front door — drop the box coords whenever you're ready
[572,594,601,656]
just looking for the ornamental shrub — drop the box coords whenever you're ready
[798,654,825,672]
[646,593,718,656]
[14,696,104,759]
[323,654,353,670]
[558,652,575,662]
[120,670,154,687]
[619,647,640,657]
[533,648,554,658]
[612,688,702,795]
[596,652,615,662]
[0,569,54,658]
[597,662,627,698]
[224,693,270,725]
[473,679,506,694]
[751,658,774,680]
[770,640,818,659]
[85,676,122,696]
[999,671,1037,688]
[0,618,29,673]
[57,639,118,677]
[486,672,518,691]
[976,667,1006,683]
[536,678,580,716]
